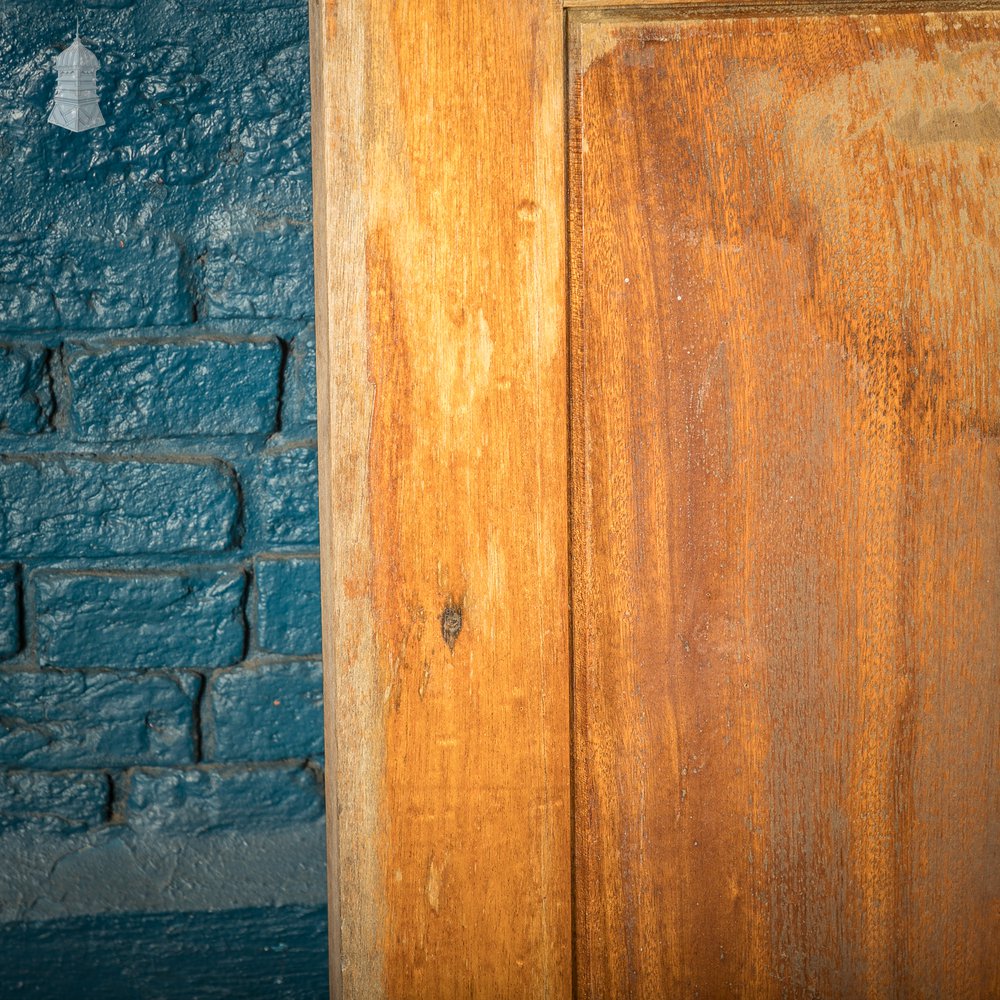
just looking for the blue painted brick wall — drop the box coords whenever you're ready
[0,0,325,970]
[256,557,322,655]
[0,771,111,834]
[0,670,200,768]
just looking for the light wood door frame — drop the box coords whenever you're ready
[309,1,570,996]
[309,2,998,997]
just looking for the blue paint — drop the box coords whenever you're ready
[248,448,321,547]
[0,347,53,433]
[0,671,200,768]
[0,771,110,833]
[36,570,248,668]
[127,766,324,833]
[0,906,328,1000]
[256,557,322,655]
[0,566,20,659]
[67,338,284,440]
[209,661,324,761]
[0,0,325,985]
[0,457,241,557]
[285,327,318,428]
[0,1,314,332]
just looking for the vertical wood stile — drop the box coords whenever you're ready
[309,1,572,997]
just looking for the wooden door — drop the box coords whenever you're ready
[311,2,999,997]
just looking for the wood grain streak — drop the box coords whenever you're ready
[570,10,999,997]
[310,1,571,997]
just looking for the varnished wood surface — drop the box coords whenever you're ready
[565,0,1000,13]
[570,10,999,998]
[564,0,883,8]
[309,0,571,997]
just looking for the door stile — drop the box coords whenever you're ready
[309,1,574,997]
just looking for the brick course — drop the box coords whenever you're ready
[247,448,320,547]
[255,557,322,656]
[0,346,53,434]
[0,771,110,832]
[35,570,247,669]
[0,566,20,661]
[0,458,240,558]
[127,766,324,833]
[207,661,323,762]
[283,327,318,429]
[67,339,283,440]
[0,671,200,769]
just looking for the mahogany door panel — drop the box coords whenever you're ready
[569,11,999,998]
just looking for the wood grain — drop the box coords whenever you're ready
[565,0,1000,11]
[569,10,1000,998]
[563,0,868,7]
[309,0,571,997]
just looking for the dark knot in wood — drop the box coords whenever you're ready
[440,601,463,653]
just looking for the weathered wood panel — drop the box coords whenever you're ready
[309,1,571,997]
[569,11,1000,997]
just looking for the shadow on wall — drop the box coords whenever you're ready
[0,1,326,996]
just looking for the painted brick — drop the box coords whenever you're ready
[0,3,311,335]
[0,345,52,433]
[200,227,315,321]
[68,339,282,440]
[0,566,20,661]
[0,671,199,768]
[128,766,323,833]
[0,458,238,558]
[36,571,247,669]
[0,0,324,945]
[248,449,319,547]
[282,327,317,429]
[208,662,323,761]
[0,906,329,1000]
[0,236,189,334]
[256,558,321,655]
[0,771,109,832]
